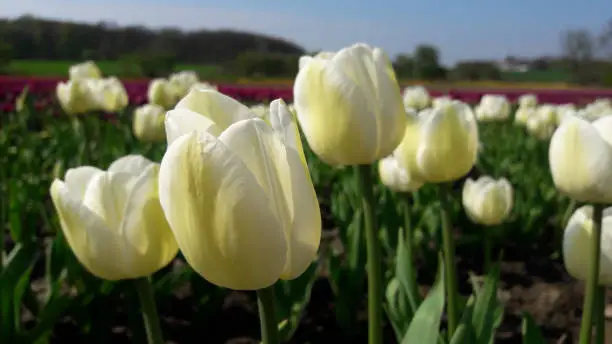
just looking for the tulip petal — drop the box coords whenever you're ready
[416,102,479,182]
[549,117,612,203]
[293,58,378,165]
[220,119,321,280]
[158,132,287,290]
[50,180,125,280]
[108,155,154,176]
[563,206,612,285]
[119,164,178,277]
[371,48,407,158]
[165,109,221,145]
[175,89,256,130]
[64,166,103,200]
[269,99,309,173]
[82,172,135,231]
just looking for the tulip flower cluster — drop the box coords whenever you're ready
[56,61,129,114]
[474,94,511,122]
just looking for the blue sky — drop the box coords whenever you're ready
[2,0,611,65]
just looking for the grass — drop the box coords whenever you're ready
[1,59,591,90]
[4,59,228,80]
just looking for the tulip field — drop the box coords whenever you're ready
[3,47,612,344]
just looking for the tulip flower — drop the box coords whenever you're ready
[159,95,321,291]
[549,116,612,203]
[293,43,407,166]
[56,79,94,115]
[89,77,129,113]
[474,94,510,122]
[402,86,431,111]
[190,81,218,93]
[148,78,179,109]
[171,89,258,131]
[168,70,200,99]
[564,206,612,285]
[517,94,537,108]
[378,153,423,193]
[133,104,167,142]
[69,60,102,80]
[250,103,270,121]
[49,155,179,280]
[432,96,452,108]
[514,107,534,126]
[563,205,608,343]
[462,176,513,226]
[298,51,335,70]
[396,100,479,184]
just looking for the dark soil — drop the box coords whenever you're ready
[39,239,595,344]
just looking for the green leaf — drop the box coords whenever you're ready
[0,243,39,340]
[385,277,412,341]
[396,227,422,313]
[471,263,501,344]
[521,312,546,344]
[401,255,445,344]
[450,296,476,344]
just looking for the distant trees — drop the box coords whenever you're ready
[393,44,446,80]
[0,15,305,64]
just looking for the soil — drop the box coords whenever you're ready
[35,232,597,344]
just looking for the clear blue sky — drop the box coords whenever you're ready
[2,0,611,65]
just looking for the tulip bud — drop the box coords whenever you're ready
[402,86,431,111]
[549,116,612,203]
[462,176,513,226]
[396,101,479,183]
[378,153,423,192]
[148,78,178,109]
[49,155,178,280]
[159,96,321,290]
[69,61,102,80]
[168,71,200,99]
[514,107,534,125]
[563,206,612,285]
[517,94,537,108]
[474,95,510,122]
[133,104,166,142]
[293,43,406,165]
[89,77,129,113]
[56,79,94,114]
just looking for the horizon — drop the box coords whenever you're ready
[2,0,611,66]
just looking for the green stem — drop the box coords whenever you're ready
[579,204,604,344]
[400,193,420,312]
[355,165,383,344]
[134,277,164,344]
[594,286,606,344]
[257,286,280,344]
[439,184,459,338]
[483,232,492,275]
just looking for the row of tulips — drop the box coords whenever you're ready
[2,43,612,344]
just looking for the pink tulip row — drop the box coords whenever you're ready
[1,76,612,114]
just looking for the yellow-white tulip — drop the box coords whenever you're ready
[250,104,269,120]
[474,95,510,121]
[159,97,321,290]
[190,81,218,92]
[517,94,537,108]
[49,155,178,280]
[378,153,423,193]
[56,79,94,114]
[396,100,479,183]
[402,86,431,111]
[298,51,335,70]
[563,206,612,285]
[514,107,534,125]
[89,77,129,113]
[525,115,555,140]
[294,43,406,165]
[432,96,452,108]
[549,116,612,203]
[133,104,166,142]
[462,176,513,226]
[69,61,102,80]
[171,89,258,132]
[169,71,200,98]
[148,78,179,109]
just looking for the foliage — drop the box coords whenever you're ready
[234,52,300,79]
[0,15,305,64]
